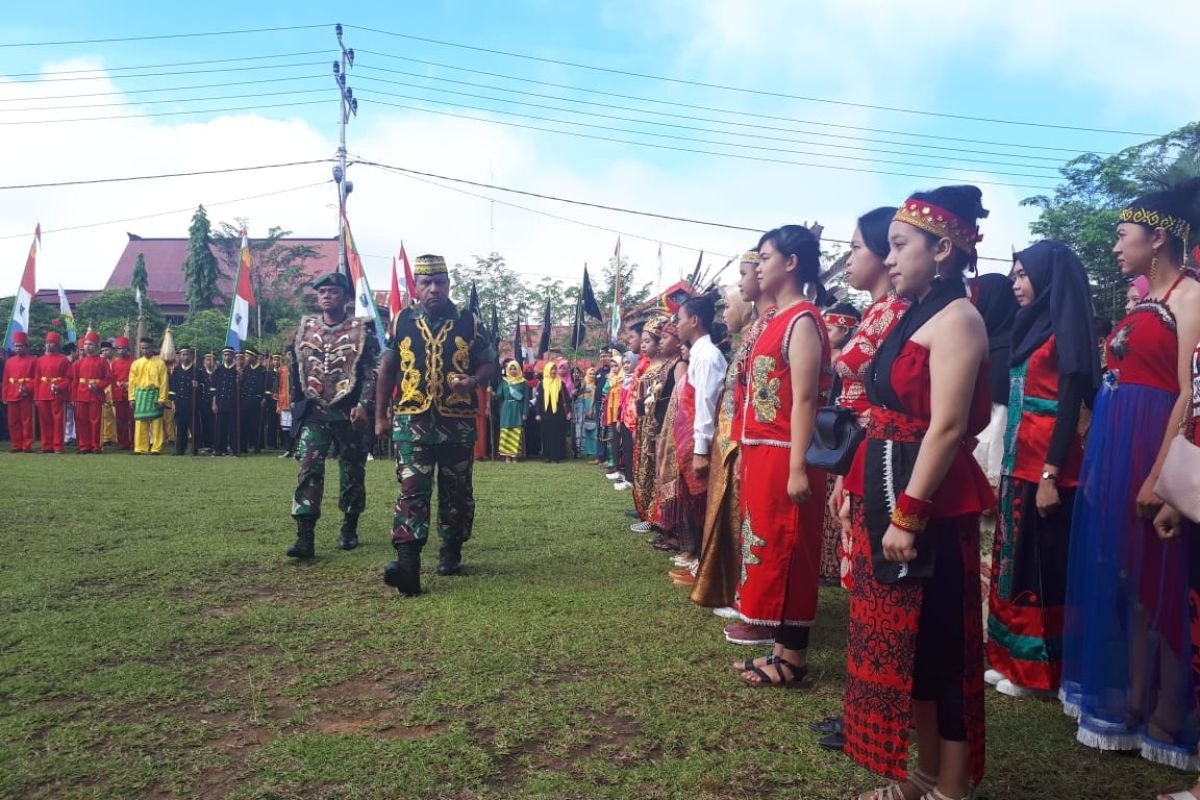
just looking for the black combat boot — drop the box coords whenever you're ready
[287,516,317,560]
[437,538,463,576]
[383,541,422,596]
[337,513,359,551]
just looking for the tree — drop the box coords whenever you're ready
[171,309,230,359]
[595,256,653,322]
[449,252,528,335]
[75,288,167,344]
[0,295,57,351]
[132,252,149,296]
[182,205,223,314]
[211,219,320,342]
[1023,121,1200,322]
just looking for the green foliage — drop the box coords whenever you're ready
[596,256,652,317]
[449,252,525,334]
[1023,121,1200,322]
[170,308,228,357]
[0,295,58,351]
[131,252,149,296]
[182,205,223,314]
[75,288,166,343]
[211,218,320,343]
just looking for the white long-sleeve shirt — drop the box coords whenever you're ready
[688,334,727,456]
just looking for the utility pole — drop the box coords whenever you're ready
[332,23,358,278]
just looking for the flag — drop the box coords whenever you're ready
[581,264,603,321]
[468,282,480,316]
[490,305,499,342]
[388,257,402,319]
[342,211,386,349]
[512,305,524,366]
[569,297,586,350]
[608,237,622,345]
[399,242,416,305]
[57,284,77,343]
[4,225,39,350]
[224,228,255,351]
[537,297,552,358]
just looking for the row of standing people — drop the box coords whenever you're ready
[596,176,1200,800]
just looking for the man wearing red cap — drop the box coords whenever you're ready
[110,336,134,450]
[3,332,37,452]
[34,331,71,453]
[69,331,111,453]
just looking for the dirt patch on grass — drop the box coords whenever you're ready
[486,708,647,788]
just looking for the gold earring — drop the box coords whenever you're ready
[1150,250,1159,281]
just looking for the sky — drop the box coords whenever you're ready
[0,0,1196,300]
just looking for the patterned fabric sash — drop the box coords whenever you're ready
[133,387,162,420]
[865,407,927,444]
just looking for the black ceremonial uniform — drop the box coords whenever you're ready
[167,362,201,455]
[239,363,267,453]
[210,361,239,456]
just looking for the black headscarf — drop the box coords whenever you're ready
[973,272,1017,405]
[1010,240,1101,392]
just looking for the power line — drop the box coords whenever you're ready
[356,53,1111,158]
[360,98,1057,191]
[346,24,1160,137]
[0,159,331,190]
[0,98,328,125]
[354,83,1062,177]
[355,158,1014,264]
[0,87,328,113]
[3,60,326,84]
[0,23,331,48]
[1,50,330,78]
[0,181,330,240]
[0,74,326,102]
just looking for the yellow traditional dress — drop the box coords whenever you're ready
[128,356,169,454]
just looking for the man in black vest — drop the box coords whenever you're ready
[286,272,379,559]
[375,254,496,596]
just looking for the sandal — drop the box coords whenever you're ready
[858,769,936,800]
[919,790,970,800]
[740,657,813,689]
[730,652,778,673]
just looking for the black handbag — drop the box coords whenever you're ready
[805,405,864,475]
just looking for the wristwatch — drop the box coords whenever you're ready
[1040,470,1058,483]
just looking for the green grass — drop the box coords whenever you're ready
[0,451,1187,799]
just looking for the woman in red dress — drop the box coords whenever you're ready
[730,224,831,687]
[843,186,995,800]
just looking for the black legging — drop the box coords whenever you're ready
[619,424,635,482]
[911,522,968,741]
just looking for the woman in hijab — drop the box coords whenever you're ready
[497,359,530,462]
[985,241,1100,700]
[536,360,571,463]
[972,272,1019,486]
[579,367,598,458]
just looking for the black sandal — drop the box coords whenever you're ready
[740,657,813,689]
[731,652,778,673]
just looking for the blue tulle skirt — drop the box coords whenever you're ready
[1061,374,1200,770]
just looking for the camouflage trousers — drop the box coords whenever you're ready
[391,440,475,547]
[292,419,368,519]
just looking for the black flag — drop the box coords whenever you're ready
[490,305,499,341]
[536,298,552,358]
[569,297,586,350]
[512,306,524,367]
[581,264,603,321]
[468,282,480,316]
[688,250,704,286]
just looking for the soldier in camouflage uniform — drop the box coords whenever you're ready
[286,272,380,560]
[375,254,496,596]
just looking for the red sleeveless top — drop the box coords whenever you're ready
[741,300,831,447]
[1106,276,1188,394]
[731,308,776,446]
[1009,336,1085,486]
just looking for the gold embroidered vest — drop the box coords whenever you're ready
[390,307,478,418]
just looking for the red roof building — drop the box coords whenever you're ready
[104,233,340,319]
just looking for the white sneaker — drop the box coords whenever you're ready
[996,679,1053,699]
[984,668,1005,686]
[672,555,691,567]
[712,606,740,619]
[630,521,652,534]
[614,481,631,491]
[605,471,622,480]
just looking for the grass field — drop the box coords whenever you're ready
[0,450,1186,800]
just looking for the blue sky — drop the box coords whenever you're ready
[1,0,1196,294]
